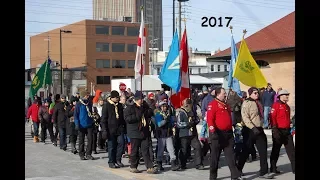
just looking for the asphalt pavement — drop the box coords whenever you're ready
[25,124,295,180]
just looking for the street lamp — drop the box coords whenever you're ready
[60,29,72,94]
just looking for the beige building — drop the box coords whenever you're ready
[208,11,295,109]
[30,19,149,93]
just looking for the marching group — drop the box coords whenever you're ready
[26,83,295,180]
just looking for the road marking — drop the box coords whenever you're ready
[97,165,159,180]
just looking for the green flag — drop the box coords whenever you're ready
[29,59,52,99]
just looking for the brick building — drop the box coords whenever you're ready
[207,11,295,108]
[30,19,149,93]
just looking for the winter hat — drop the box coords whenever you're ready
[134,91,145,100]
[158,101,168,107]
[110,90,120,98]
[202,85,208,92]
[148,93,154,99]
[278,89,289,96]
[248,87,259,96]
[80,91,90,98]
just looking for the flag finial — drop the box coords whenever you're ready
[140,5,144,10]
[182,18,187,28]
[243,29,247,39]
[229,26,233,34]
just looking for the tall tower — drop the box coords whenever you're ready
[93,0,163,51]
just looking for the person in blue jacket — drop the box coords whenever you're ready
[262,83,276,129]
[74,90,95,160]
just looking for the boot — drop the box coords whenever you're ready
[71,142,78,154]
[171,160,180,171]
[34,136,39,143]
[33,136,37,143]
[156,161,164,171]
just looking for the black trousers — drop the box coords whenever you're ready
[179,136,202,167]
[209,131,240,179]
[238,127,269,176]
[92,126,98,152]
[78,127,93,157]
[40,122,55,143]
[69,122,78,144]
[107,133,125,164]
[130,137,153,169]
[98,131,105,149]
[59,127,67,149]
[148,137,154,162]
[270,128,295,173]
[54,126,59,140]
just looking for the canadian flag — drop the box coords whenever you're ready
[134,8,146,91]
[170,28,191,108]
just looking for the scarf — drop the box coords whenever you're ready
[107,98,119,119]
[133,100,146,128]
[79,99,94,118]
[253,99,264,119]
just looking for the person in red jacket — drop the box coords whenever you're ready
[27,99,42,143]
[206,87,243,180]
[270,89,295,174]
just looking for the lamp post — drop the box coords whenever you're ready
[60,29,72,94]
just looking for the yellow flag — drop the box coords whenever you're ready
[233,39,268,88]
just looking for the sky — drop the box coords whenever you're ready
[25,0,295,69]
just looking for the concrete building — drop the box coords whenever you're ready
[93,0,163,50]
[208,11,295,108]
[30,19,149,93]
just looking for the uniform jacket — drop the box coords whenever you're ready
[101,98,125,136]
[207,98,233,132]
[176,107,198,137]
[241,98,263,129]
[270,100,291,129]
[74,99,94,129]
[27,103,40,123]
[52,102,67,128]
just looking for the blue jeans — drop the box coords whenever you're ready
[33,122,40,136]
[263,106,271,128]
[107,133,125,164]
[59,127,67,149]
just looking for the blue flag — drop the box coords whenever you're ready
[159,30,181,92]
[228,35,242,97]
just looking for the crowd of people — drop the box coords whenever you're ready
[25,83,295,180]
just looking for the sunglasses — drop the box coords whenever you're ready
[253,92,259,95]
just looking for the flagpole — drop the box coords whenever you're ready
[226,26,233,101]
[183,20,191,99]
[140,5,144,97]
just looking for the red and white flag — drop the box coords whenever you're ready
[134,8,146,91]
[170,28,191,108]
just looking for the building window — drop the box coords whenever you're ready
[96,76,110,84]
[95,25,109,35]
[112,43,125,52]
[217,65,220,72]
[112,60,126,68]
[128,60,135,68]
[112,26,125,35]
[112,76,128,79]
[127,44,137,52]
[211,65,214,72]
[198,68,201,74]
[96,42,109,52]
[96,59,110,68]
[157,68,160,74]
[256,60,271,68]
[127,27,139,36]
[189,68,192,74]
[224,65,227,71]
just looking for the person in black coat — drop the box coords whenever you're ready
[124,91,157,174]
[52,94,68,151]
[101,91,126,168]
[66,98,79,154]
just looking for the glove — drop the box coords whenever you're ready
[251,127,260,136]
[102,130,108,141]
[272,127,281,139]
